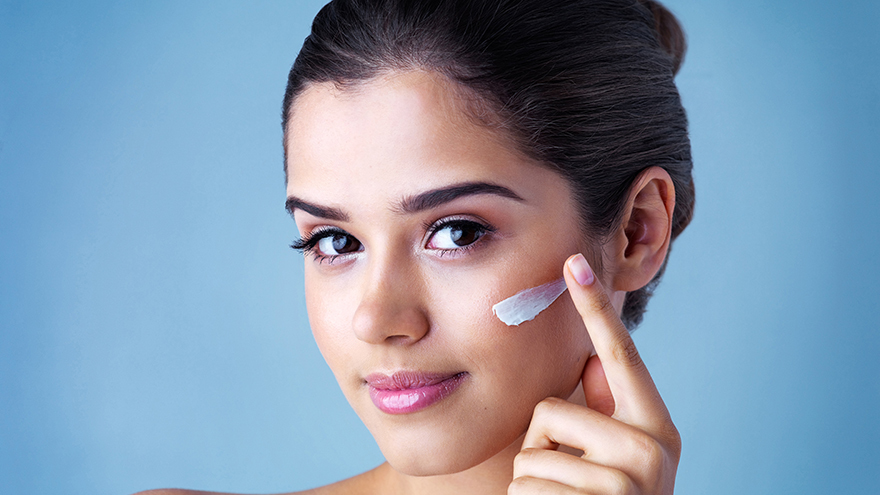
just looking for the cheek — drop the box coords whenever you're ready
[429,264,591,398]
[428,274,507,352]
[304,269,358,378]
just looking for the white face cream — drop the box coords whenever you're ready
[491,278,568,326]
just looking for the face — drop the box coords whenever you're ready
[285,71,593,475]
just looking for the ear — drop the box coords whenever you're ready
[604,166,676,292]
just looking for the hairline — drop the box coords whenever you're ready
[282,67,520,182]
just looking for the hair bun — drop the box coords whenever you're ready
[639,0,687,75]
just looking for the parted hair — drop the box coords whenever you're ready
[282,0,694,329]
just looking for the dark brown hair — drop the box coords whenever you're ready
[282,0,694,329]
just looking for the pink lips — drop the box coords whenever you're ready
[365,371,468,414]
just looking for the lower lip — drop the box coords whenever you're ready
[368,373,468,414]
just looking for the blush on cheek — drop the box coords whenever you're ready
[491,278,568,326]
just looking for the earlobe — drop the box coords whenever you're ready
[607,167,676,292]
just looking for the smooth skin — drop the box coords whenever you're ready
[511,253,681,494]
[288,71,591,481]
[137,70,680,495]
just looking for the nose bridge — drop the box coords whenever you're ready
[352,245,430,345]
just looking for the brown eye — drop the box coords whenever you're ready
[317,233,361,255]
[427,220,487,250]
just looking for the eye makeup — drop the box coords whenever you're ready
[425,217,495,254]
[492,278,568,326]
[293,216,496,258]
[291,226,362,264]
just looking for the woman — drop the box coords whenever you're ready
[144,0,693,493]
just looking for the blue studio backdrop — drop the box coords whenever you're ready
[1,1,878,494]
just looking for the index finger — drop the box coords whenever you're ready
[564,253,672,429]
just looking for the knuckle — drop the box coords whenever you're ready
[513,448,539,472]
[629,432,664,469]
[606,470,636,495]
[660,422,682,458]
[532,396,565,419]
[589,291,616,314]
[611,335,643,369]
[507,476,531,495]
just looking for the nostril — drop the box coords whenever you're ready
[384,334,417,345]
[352,299,430,345]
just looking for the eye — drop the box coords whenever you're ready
[291,227,362,263]
[426,219,491,250]
[317,232,361,256]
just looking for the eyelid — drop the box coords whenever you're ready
[424,215,496,252]
[424,215,496,234]
[292,216,495,264]
[291,226,363,266]
[290,225,347,252]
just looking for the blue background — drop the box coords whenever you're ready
[1,1,878,494]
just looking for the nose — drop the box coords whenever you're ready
[351,263,430,345]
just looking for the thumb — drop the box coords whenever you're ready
[583,354,615,417]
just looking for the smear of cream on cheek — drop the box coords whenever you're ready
[491,278,568,326]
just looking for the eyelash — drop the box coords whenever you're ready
[290,226,350,265]
[290,217,496,264]
[425,217,496,257]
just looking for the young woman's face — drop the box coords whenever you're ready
[285,71,594,475]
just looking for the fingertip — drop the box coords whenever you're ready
[566,253,595,286]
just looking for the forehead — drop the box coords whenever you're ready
[283,70,552,207]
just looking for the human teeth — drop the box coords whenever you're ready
[492,278,567,326]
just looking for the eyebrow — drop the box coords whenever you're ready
[285,197,349,221]
[285,181,524,220]
[396,182,524,213]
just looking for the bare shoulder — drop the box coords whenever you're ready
[133,491,228,495]
[133,489,313,495]
[133,465,389,495]
[131,487,332,495]
[133,490,294,495]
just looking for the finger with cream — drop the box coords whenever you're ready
[492,278,568,326]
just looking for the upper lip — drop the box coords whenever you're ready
[364,371,466,390]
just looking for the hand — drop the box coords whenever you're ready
[509,254,681,494]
